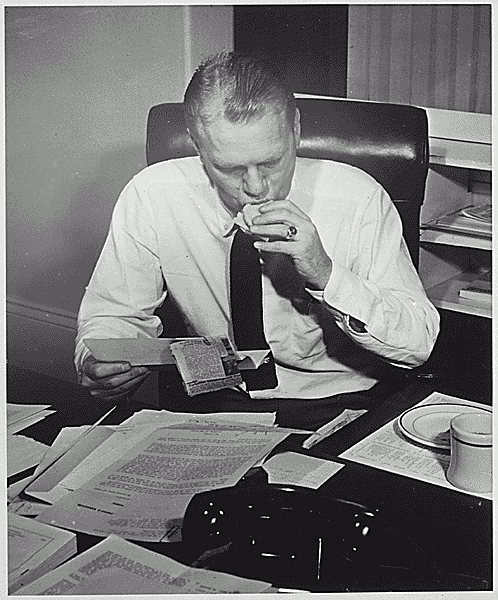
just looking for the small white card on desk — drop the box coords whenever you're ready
[263,452,344,489]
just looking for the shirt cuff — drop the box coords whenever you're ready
[305,288,367,333]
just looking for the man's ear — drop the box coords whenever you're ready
[293,108,301,147]
[187,128,201,155]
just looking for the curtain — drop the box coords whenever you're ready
[347,4,491,113]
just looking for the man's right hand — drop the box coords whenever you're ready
[80,355,150,400]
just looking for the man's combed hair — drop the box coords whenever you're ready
[184,51,296,137]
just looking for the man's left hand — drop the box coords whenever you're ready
[250,199,332,290]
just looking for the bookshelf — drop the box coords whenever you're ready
[421,225,491,320]
[419,108,491,320]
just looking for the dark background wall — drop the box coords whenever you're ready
[234,5,348,97]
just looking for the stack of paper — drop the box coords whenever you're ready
[426,206,492,238]
[7,434,49,478]
[18,409,298,542]
[7,406,117,503]
[13,534,272,595]
[8,513,77,594]
[460,204,492,223]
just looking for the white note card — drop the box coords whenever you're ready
[263,452,344,489]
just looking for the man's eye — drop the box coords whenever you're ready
[218,166,242,175]
[262,159,281,168]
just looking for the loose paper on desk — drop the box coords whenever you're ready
[8,513,77,594]
[7,403,55,435]
[7,434,49,478]
[26,411,285,505]
[263,452,344,488]
[8,498,51,517]
[339,392,492,501]
[118,408,276,428]
[25,426,116,503]
[8,405,116,502]
[36,424,290,541]
[13,534,272,596]
[7,403,51,426]
[8,426,93,502]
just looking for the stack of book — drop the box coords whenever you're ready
[459,269,492,306]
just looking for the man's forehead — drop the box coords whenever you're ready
[197,108,288,143]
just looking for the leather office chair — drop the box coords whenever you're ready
[146,98,430,343]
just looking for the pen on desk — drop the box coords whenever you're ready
[302,431,324,449]
[302,419,338,449]
[302,409,368,449]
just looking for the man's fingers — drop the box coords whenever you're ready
[88,369,150,399]
[253,210,302,228]
[81,355,150,395]
[256,199,308,220]
[91,366,148,388]
[86,359,131,381]
[254,239,298,254]
[250,224,298,240]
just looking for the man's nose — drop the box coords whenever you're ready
[243,166,269,199]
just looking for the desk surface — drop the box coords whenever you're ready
[7,365,493,593]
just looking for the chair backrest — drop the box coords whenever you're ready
[146,98,429,268]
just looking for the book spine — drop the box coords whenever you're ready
[458,287,492,303]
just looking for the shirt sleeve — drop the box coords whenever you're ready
[310,186,440,368]
[74,179,167,373]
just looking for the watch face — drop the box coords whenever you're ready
[348,316,366,333]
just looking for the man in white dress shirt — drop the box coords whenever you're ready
[75,51,439,429]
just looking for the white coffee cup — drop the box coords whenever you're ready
[446,411,492,493]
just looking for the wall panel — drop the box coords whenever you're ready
[6,5,233,382]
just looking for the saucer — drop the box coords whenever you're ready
[398,403,492,449]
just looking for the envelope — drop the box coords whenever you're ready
[84,338,269,369]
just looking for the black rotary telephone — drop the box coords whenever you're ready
[180,480,451,592]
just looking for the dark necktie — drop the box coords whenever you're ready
[230,228,278,390]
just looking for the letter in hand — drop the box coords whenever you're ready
[80,354,150,401]
[234,203,278,242]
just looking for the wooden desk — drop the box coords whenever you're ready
[7,365,492,592]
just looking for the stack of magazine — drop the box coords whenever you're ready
[426,203,492,238]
